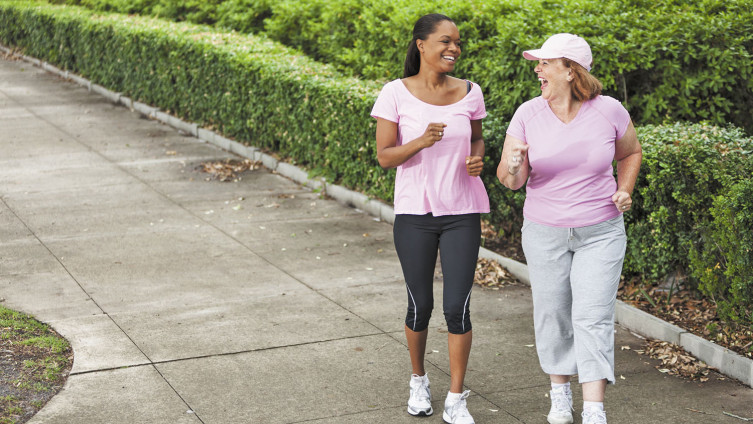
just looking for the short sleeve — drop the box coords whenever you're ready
[470,83,487,121]
[613,101,631,140]
[370,81,399,123]
[598,96,631,139]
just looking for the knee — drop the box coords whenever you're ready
[443,301,471,334]
[406,299,433,332]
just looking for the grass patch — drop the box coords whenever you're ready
[0,305,72,424]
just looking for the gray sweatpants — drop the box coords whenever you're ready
[522,215,627,384]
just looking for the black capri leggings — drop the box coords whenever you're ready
[393,213,481,335]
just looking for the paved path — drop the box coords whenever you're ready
[1,56,751,423]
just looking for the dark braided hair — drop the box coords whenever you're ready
[403,14,454,78]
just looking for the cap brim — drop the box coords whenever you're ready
[522,48,561,61]
[523,49,542,60]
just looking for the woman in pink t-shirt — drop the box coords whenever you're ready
[371,13,489,424]
[496,34,642,424]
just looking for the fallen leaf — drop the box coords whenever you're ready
[196,159,261,182]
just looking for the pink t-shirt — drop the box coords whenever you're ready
[371,79,490,216]
[507,95,631,227]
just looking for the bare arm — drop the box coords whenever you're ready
[612,121,642,211]
[496,134,530,190]
[466,119,485,176]
[375,118,445,169]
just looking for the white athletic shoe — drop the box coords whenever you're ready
[582,408,607,424]
[547,386,574,424]
[443,390,474,424]
[407,374,433,416]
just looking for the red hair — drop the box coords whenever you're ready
[563,58,602,101]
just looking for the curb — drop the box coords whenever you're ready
[4,43,751,388]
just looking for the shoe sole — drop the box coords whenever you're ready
[443,410,475,424]
[547,414,574,424]
[407,406,433,416]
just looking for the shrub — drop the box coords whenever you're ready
[626,123,753,282]
[43,0,753,134]
[689,174,753,328]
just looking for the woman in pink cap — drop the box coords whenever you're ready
[371,13,489,424]
[497,33,642,424]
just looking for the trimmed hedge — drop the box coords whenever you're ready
[689,169,753,326]
[626,124,753,283]
[2,2,752,327]
[0,1,394,202]
[47,0,753,134]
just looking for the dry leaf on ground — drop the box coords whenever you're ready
[197,159,261,182]
[474,258,521,289]
[641,339,715,382]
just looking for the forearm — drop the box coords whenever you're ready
[615,151,642,194]
[377,138,427,169]
[497,162,528,190]
[470,138,485,158]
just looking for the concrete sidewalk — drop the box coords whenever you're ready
[1,56,751,424]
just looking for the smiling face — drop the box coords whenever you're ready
[534,58,572,101]
[417,20,461,74]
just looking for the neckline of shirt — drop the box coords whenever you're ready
[543,96,591,126]
[398,79,472,107]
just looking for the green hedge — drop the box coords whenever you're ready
[47,0,753,134]
[626,123,753,281]
[0,1,394,201]
[689,169,753,326]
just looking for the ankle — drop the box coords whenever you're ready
[446,391,463,402]
[551,382,571,392]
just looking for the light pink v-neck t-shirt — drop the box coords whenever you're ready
[507,95,631,227]
[371,79,490,216]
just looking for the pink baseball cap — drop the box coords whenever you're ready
[522,33,593,72]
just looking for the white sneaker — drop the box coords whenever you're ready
[443,390,474,424]
[582,408,607,424]
[407,374,433,416]
[547,386,574,424]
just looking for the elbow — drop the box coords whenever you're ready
[502,179,517,190]
[377,156,394,170]
[499,174,524,191]
[507,180,525,191]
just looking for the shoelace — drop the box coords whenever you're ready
[411,378,430,403]
[550,388,573,413]
[582,409,607,424]
[448,390,472,418]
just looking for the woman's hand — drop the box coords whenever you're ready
[506,140,530,176]
[497,135,529,190]
[421,122,447,148]
[612,191,632,212]
[376,119,447,169]
[465,156,483,177]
